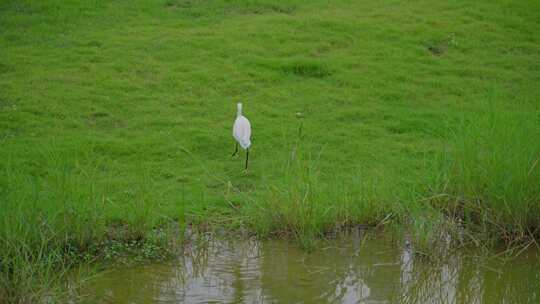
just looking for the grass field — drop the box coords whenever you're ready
[1,0,539,302]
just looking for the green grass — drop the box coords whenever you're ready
[1,0,539,302]
[441,100,540,242]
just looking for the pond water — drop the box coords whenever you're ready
[83,230,539,303]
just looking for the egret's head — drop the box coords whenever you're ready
[237,102,243,116]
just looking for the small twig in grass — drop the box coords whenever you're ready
[357,228,369,253]
[373,262,399,267]
[527,157,539,177]
[528,227,540,250]
[492,241,532,261]
[224,199,239,211]
[375,213,393,228]
[513,241,533,259]
[307,266,330,275]
[462,229,481,248]
[418,193,450,202]
[415,250,428,257]
[479,263,503,275]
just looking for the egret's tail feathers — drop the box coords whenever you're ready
[238,139,251,150]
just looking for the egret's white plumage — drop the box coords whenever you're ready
[233,103,251,149]
[232,103,251,169]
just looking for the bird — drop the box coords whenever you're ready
[232,102,251,170]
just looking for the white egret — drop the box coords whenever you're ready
[232,102,251,169]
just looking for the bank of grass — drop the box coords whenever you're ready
[440,101,540,243]
[0,148,177,302]
[402,100,540,251]
[233,100,540,248]
[1,0,539,302]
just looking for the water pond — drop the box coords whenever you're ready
[83,230,539,303]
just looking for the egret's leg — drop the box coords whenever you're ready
[232,143,238,157]
[245,148,249,170]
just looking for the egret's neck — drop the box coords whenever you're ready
[237,103,243,117]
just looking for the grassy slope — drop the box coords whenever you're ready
[1,0,539,300]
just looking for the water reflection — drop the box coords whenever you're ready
[84,231,540,304]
